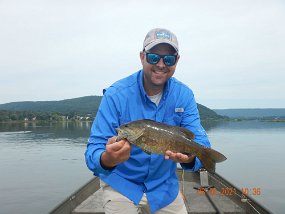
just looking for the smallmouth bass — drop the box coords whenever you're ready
[116,119,227,173]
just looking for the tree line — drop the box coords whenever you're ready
[0,95,226,122]
[0,110,95,122]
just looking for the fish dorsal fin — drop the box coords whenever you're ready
[141,119,195,139]
[140,119,156,123]
[173,126,195,139]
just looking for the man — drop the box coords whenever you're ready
[85,28,211,214]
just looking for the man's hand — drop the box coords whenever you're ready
[165,150,195,164]
[100,136,131,169]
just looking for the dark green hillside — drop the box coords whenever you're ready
[0,96,102,114]
[198,104,225,120]
[0,96,225,121]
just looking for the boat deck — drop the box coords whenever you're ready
[73,181,243,214]
[50,169,271,214]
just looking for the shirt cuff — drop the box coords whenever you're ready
[90,150,114,176]
[180,157,202,172]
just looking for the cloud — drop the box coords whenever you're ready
[0,0,284,108]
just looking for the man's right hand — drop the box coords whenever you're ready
[100,136,131,169]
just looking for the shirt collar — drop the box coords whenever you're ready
[138,70,148,102]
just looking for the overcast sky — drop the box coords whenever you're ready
[0,0,284,109]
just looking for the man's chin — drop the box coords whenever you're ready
[151,79,167,87]
[152,72,168,81]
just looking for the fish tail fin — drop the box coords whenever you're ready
[199,148,227,173]
[199,154,216,173]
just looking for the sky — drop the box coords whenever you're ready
[0,0,284,109]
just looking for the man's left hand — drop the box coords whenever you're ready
[165,150,195,164]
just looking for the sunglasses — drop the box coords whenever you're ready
[145,52,178,66]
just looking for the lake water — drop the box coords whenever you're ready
[0,120,284,214]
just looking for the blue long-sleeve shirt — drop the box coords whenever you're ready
[85,70,211,212]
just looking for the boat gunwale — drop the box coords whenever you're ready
[49,176,100,214]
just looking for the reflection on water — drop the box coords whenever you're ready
[0,121,92,139]
[201,120,225,131]
[203,119,285,132]
[0,121,94,214]
[0,120,284,214]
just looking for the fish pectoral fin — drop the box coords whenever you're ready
[137,128,146,138]
[126,128,146,143]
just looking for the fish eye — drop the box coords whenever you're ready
[124,124,129,127]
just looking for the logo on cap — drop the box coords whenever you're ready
[156,31,171,40]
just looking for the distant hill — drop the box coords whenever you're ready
[0,96,224,120]
[0,96,102,114]
[197,104,224,120]
[214,108,285,118]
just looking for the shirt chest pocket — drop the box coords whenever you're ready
[162,113,183,126]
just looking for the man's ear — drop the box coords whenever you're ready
[140,51,144,60]
[176,55,180,64]
[140,51,145,63]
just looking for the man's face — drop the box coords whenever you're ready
[140,44,179,93]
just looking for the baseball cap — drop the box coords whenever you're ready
[143,28,179,53]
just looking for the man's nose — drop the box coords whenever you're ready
[156,58,165,68]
